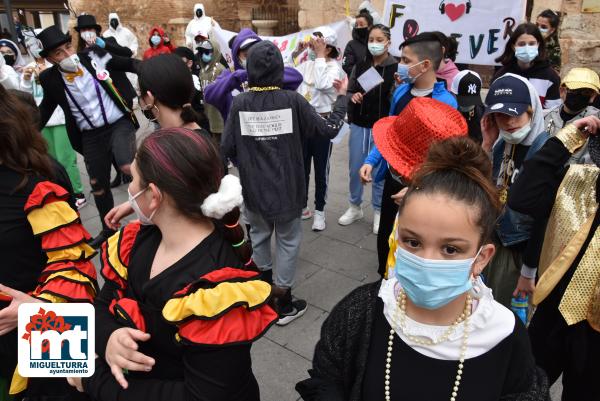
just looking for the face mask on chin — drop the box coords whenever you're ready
[500,122,532,145]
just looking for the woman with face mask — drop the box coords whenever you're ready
[0,42,19,90]
[494,23,561,110]
[197,39,225,144]
[536,9,561,73]
[340,24,397,235]
[341,12,373,76]
[66,128,276,401]
[297,132,549,401]
[480,73,550,308]
[0,39,25,72]
[143,26,174,60]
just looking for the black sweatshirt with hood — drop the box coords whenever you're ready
[221,41,348,223]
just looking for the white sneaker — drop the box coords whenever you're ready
[312,210,326,231]
[75,195,87,210]
[301,207,313,220]
[338,204,363,226]
[373,211,381,235]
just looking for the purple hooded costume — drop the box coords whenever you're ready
[203,28,303,120]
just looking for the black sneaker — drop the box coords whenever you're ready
[277,299,307,326]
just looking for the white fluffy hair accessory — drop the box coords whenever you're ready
[200,174,244,219]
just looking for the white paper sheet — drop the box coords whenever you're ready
[357,67,384,94]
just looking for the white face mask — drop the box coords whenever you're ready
[128,187,157,225]
[500,122,531,145]
[80,31,97,45]
[59,54,80,73]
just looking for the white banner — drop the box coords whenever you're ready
[212,20,352,70]
[383,0,527,65]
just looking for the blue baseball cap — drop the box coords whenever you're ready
[484,75,532,116]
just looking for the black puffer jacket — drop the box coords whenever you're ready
[221,41,348,223]
[347,55,398,128]
[342,28,369,76]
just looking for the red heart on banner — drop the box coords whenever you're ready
[445,3,466,21]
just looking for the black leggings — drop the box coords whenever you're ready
[377,172,405,277]
[303,134,333,212]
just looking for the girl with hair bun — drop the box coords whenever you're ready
[297,136,549,401]
[67,128,277,401]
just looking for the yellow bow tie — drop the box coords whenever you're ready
[64,68,84,83]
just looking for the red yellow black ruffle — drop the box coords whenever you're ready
[109,297,147,332]
[100,222,141,290]
[23,181,70,213]
[175,304,278,346]
[25,181,98,303]
[163,267,277,346]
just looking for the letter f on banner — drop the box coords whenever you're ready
[389,4,406,28]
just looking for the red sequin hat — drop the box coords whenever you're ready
[373,97,468,180]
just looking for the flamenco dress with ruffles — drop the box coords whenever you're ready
[82,221,278,401]
[0,165,97,400]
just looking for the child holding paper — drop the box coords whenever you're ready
[339,24,397,235]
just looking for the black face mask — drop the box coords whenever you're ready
[110,19,119,29]
[3,54,16,66]
[353,27,369,42]
[589,135,600,167]
[564,91,592,113]
[196,9,203,18]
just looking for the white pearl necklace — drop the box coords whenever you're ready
[385,290,472,401]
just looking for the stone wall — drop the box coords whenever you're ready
[68,0,267,55]
[298,0,385,29]
[544,0,600,75]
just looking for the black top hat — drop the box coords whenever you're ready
[75,14,101,32]
[37,25,72,57]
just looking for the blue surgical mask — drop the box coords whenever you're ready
[150,35,161,46]
[538,27,549,36]
[394,246,481,310]
[128,187,156,225]
[368,42,386,56]
[397,60,425,85]
[201,53,212,63]
[515,45,539,63]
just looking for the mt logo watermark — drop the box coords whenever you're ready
[18,303,95,377]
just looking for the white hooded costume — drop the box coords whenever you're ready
[103,13,139,57]
[185,3,220,50]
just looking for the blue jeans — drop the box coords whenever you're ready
[348,123,383,211]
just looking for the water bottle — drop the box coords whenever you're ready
[511,295,529,325]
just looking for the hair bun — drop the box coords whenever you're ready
[421,136,492,180]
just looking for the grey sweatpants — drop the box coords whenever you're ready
[245,209,302,289]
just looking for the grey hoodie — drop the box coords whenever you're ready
[199,38,225,133]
